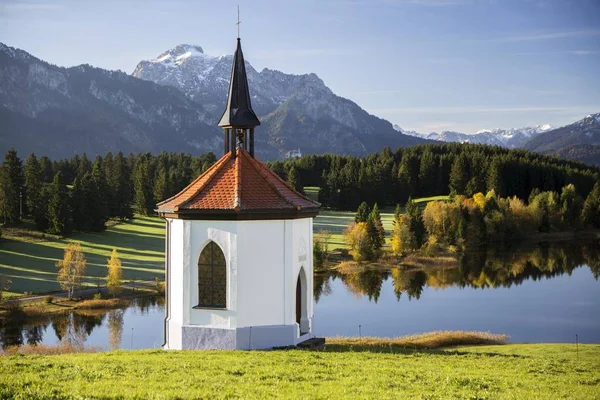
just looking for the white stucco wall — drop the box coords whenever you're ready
[166,216,315,349]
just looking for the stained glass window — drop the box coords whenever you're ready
[197,241,227,308]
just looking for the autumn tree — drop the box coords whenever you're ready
[56,242,87,299]
[345,222,371,262]
[106,248,123,296]
[559,184,583,229]
[391,213,415,256]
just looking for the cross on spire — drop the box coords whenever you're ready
[237,5,241,38]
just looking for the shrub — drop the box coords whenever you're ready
[313,237,327,270]
[93,292,103,300]
[44,295,53,304]
[155,278,165,295]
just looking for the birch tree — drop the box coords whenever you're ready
[56,242,87,299]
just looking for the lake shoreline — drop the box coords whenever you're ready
[322,228,600,272]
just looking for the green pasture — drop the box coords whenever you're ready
[1,344,598,399]
[0,192,448,295]
[0,216,164,295]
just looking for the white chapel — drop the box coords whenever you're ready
[157,37,321,350]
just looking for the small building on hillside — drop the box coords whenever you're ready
[284,149,302,159]
[157,37,320,350]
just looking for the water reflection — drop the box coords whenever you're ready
[315,240,600,303]
[0,296,164,350]
[1,240,599,348]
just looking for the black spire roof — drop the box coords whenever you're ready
[218,39,260,128]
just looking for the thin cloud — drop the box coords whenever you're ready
[515,50,600,56]
[498,29,600,42]
[0,1,63,11]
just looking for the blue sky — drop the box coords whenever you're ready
[1,0,599,133]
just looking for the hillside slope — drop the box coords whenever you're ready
[524,113,600,153]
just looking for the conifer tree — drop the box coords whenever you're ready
[369,203,385,249]
[581,182,600,228]
[24,153,49,229]
[405,197,426,248]
[56,242,87,299]
[153,163,169,204]
[112,152,133,220]
[286,166,303,194]
[0,166,16,224]
[418,149,436,197]
[91,156,109,226]
[133,156,153,215]
[355,201,370,223]
[106,248,123,296]
[70,177,87,231]
[0,149,23,223]
[47,171,72,235]
[449,154,469,195]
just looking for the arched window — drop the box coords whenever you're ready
[197,241,226,308]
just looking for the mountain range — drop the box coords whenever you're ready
[0,42,424,160]
[1,42,599,165]
[395,115,600,165]
[394,124,554,149]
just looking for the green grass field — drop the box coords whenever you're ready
[0,344,597,399]
[0,216,165,295]
[0,192,448,295]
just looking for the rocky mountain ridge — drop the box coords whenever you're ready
[394,123,553,148]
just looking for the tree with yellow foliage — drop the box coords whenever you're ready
[106,248,123,296]
[345,222,371,262]
[56,242,87,299]
[391,214,415,256]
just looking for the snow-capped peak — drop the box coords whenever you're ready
[151,44,208,65]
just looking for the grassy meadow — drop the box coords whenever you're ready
[0,343,598,399]
[0,190,448,295]
[0,216,165,296]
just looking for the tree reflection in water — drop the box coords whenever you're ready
[0,296,163,350]
[314,240,600,303]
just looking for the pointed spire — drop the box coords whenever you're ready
[218,39,260,128]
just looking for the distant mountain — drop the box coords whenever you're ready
[524,113,600,152]
[0,43,220,159]
[546,144,600,166]
[394,124,553,148]
[133,44,427,156]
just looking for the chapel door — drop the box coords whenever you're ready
[296,277,302,326]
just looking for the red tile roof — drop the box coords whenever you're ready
[157,148,320,218]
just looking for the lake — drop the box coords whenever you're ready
[2,240,599,349]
